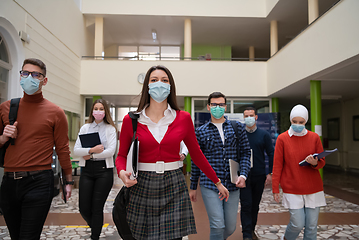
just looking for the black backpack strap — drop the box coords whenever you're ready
[128,112,140,134]
[9,98,20,125]
[230,120,239,139]
[9,98,21,145]
[230,120,242,176]
[230,120,240,156]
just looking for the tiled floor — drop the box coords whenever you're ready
[0,168,359,239]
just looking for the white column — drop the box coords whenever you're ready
[270,20,278,57]
[308,0,319,24]
[249,46,255,61]
[184,19,192,60]
[95,17,104,57]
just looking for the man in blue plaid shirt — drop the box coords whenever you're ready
[190,92,251,240]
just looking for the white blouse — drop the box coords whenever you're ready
[138,104,176,143]
[74,121,117,168]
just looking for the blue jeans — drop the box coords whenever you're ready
[79,160,113,240]
[0,170,54,240]
[284,207,320,240]
[200,186,240,240]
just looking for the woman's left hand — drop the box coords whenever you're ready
[273,193,280,203]
[83,155,91,160]
[217,183,230,202]
[305,154,318,166]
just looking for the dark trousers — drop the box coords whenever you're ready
[240,172,266,238]
[0,169,54,240]
[79,160,113,240]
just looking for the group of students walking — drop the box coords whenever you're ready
[0,58,325,240]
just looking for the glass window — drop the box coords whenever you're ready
[0,66,9,104]
[194,99,208,113]
[85,98,93,117]
[117,107,136,130]
[161,46,180,60]
[118,45,180,61]
[0,35,9,63]
[118,46,138,60]
[139,46,160,60]
[233,100,269,113]
[71,113,81,141]
[194,99,230,113]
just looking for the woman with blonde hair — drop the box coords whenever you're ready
[74,99,117,240]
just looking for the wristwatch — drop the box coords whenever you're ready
[65,180,75,185]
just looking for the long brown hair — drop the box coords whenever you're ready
[87,99,117,131]
[136,65,180,112]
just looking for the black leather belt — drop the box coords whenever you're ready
[5,170,44,180]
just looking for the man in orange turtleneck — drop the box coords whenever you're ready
[0,58,73,239]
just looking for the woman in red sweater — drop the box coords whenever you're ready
[116,65,229,240]
[272,104,326,240]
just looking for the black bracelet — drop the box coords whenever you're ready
[65,180,75,185]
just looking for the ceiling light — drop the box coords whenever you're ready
[152,29,157,41]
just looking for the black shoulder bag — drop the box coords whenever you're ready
[0,98,21,168]
[112,112,139,240]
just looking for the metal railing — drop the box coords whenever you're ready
[81,56,269,61]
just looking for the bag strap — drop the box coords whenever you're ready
[9,98,20,125]
[230,120,239,139]
[128,112,139,134]
[230,120,240,160]
[9,98,21,145]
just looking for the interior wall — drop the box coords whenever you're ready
[1,0,91,157]
[104,44,118,57]
[80,60,267,97]
[322,97,359,171]
[191,45,232,60]
[82,0,270,18]
[267,0,359,96]
[322,102,341,166]
[1,0,93,114]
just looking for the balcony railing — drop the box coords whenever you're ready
[82,56,269,61]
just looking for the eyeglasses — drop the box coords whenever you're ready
[20,70,45,79]
[210,103,226,107]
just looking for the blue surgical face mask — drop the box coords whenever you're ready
[244,117,256,127]
[291,124,305,133]
[210,106,225,119]
[20,76,41,95]
[148,81,171,103]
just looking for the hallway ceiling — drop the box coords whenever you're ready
[269,55,359,110]
[86,0,339,59]
[84,0,359,111]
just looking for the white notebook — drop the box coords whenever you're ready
[126,139,139,180]
[229,159,240,184]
